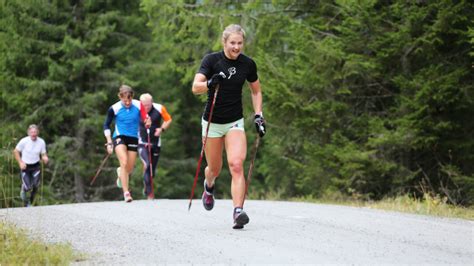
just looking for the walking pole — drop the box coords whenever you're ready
[242,135,261,208]
[90,152,111,185]
[147,128,154,198]
[188,72,225,211]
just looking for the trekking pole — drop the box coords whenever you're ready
[242,135,261,208]
[147,128,154,198]
[188,72,225,211]
[90,152,111,185]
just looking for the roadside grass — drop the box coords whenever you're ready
[0,222,83,265]
[358,194,474,220]
[295,194,474,220]
[257,189,474,220]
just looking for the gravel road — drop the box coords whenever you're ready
[1,199,472,264]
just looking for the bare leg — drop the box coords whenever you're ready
[224,130,247,208]
[115,144,130,193]
[126,150,137,177]
[204,137,224,187]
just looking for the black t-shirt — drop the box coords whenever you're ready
[198,51,258,124]
[139,106,163,147]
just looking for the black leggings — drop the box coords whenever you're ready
[21,163,41,191]
[139,145,161,196]
[21,162,41,204]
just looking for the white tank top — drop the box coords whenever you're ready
[15,136,47,164]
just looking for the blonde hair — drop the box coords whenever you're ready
[222,24,246,43]
[139,93,153,102]
[27,124,39,133]
[118,84,134,98]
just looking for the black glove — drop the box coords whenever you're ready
[254,114,266,137]
[207,72,226,89]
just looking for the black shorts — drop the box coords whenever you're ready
[113,135,138,152]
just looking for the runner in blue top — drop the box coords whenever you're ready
[103,85,150,202]
[192,24,267,229]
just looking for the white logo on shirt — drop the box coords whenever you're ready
[227,67,236,79]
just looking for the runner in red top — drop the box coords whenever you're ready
[138,93,172,199]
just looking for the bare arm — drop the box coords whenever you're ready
[249,79,263,115]
[155,119,172,137]
[103,108,114,154]
[192,73,208,95]
[41,153,49,165]
[154,104,173,136]
[161,119,172,131]
[13,149,26,170]
[105,134,113,154]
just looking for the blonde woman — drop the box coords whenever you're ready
[192,24,266,229]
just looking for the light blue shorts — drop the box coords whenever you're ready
[202,118,245,137]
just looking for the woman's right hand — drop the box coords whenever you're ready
[106,143,113,154]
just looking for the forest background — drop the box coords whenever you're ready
[1,0,473,208]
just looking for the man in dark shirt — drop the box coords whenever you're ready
[138,93,172,199]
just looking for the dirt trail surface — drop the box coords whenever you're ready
[1,199,472,264]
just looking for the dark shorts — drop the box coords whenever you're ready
[113,135,138,152]
[21,162,41,191]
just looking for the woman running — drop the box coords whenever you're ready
[192,24,266,229]
[103,85,150,202]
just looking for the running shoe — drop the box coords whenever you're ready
[233,210,250,229]
[124,191,133,203]
[116,167,122,188]
[201,180,215,211]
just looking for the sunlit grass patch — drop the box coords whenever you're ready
[291,193,474,220]
[365,194,474,220]
[0,222,84,265]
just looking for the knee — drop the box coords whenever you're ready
[119,159,128,168]
[228,159,244,175]
[119,161,134,172]
[206,166,221,178]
